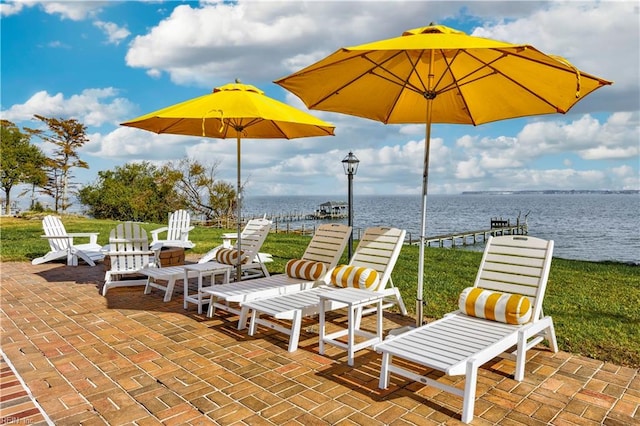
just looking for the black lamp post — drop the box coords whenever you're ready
[342,151,359,259]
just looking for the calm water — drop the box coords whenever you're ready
[242,194,640,264]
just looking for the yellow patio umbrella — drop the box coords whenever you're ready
[275,24,612,326]
[121,82,335,280]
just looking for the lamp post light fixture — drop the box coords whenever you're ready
[342,151,359,259]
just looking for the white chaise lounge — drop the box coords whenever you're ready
[375,235,557,424]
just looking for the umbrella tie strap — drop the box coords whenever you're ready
[202,110,225,136]
[551,55,582,98]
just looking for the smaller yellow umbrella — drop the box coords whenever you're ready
[122,82,335,279]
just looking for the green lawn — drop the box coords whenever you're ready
[2,215,639,367]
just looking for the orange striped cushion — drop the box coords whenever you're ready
[285,259,327,280]
[458,287,532,325]
[215,248,246,265]
[330,265,380,290]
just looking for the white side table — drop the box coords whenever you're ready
[183,263,233,314]
[319,287,384,366]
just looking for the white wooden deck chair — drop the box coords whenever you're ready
[375,235,557,424]
[203,223,352,322]
[199,218,272,279]
[32,215,104,266]
[102,222,157,296]
[198,217,274,267]
[142,218,273,303]
[150,209,195,249]
[242,227,407,352]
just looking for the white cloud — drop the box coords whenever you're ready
[123,1,464,87]
[47,40,70,49]
[456,158,485,179]
[515,113,639,161]
[0,1,28,17]
[1,88,136,127]
[1,1,107,20]
[94,20,130,45]
[471,1,639,113]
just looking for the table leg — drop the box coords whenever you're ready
[319,300,326,355]
[347,304,355,366]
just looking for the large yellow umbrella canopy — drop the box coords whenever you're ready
[122,82,335,279]
[275,24,612,325]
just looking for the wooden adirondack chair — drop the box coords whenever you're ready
[32,215,104,266]
[198,218,273,280]
[102,222,158,296]
[150,209,195,249]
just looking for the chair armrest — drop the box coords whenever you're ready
[179,226,195,239]
[107,250,157,257]
[67,232,99,245]
[150,227,168,241]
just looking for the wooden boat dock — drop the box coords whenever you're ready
[305,201,348,219]
[408,217,528,247]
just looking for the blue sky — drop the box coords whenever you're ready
[1,1,638,205]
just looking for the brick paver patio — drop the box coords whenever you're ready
[1,260,638,425]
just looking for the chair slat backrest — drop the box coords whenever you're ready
[166,209,191,241]
[109,222,151,272]
[301,223,351,268]
[42,215,69,252]
[474,235,554,322]
[348,227,406,292]
[234,218,272,263]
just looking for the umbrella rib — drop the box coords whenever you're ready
[463,49,573,112]
[156,118,189,134]
[307,50,418,111]
[360,50,433,123]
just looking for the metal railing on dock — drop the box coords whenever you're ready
[406,223,528,247]
[195,215,528,249]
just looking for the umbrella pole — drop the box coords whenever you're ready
[236,133,242,282]
[417,51,435,328]
[417,115,432,327]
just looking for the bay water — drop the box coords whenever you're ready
[242,193,640,264]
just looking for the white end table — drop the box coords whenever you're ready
[319,287,384,366]
[183,263,233,314]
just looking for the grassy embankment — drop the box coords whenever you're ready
[1,215,638,368]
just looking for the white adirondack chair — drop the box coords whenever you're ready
[198,217,273,267]
[32,215,104,266]
[198,218,273,280]
[375,235,557,424]
[102,222,158,296]
[150,209,195,249]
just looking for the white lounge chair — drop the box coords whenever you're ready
[102,222,158,296]
[204,223,352,323]
[142,218,273,303]
[242,227,407,352]
[32,215,104,266]
[150,209,195,249]
[375,235,557,424]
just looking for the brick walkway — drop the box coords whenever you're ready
[0,260,638,425]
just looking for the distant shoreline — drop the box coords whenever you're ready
[460,189,639,195]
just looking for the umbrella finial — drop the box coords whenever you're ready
[235,78,242,84]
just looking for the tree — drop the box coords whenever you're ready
[170,157,238,221]
[78,162,183,222]
[27,115,90,212]
[0,120,47,214]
